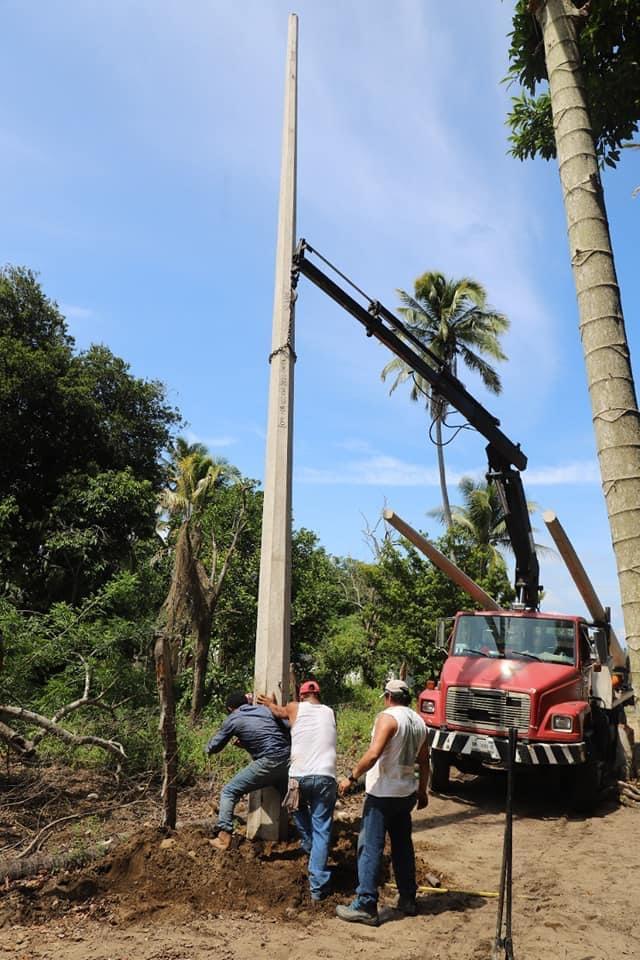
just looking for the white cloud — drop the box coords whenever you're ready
[299,453,601,488]
[336,438,376,454]
[60,303,93,320]
[526,461,600,485]
[299,455,442,486]
[185,429,237,451]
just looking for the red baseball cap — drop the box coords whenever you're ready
[299,680,320,695]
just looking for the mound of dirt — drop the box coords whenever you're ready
[1,818,442,929]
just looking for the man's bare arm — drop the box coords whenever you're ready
[338,713,397,795]
[256,694,298,724]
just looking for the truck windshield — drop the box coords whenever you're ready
[452,615,576,665]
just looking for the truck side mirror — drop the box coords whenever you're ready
[591,628,609,665]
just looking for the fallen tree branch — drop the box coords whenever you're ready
[17,813,89,860]
[10,796,155,864]
[619,794,640,808]
[0,704,125,762]
[0,846,105,884]
[31,656,117,746]
[0,720,35,756]
[618,780,640,801]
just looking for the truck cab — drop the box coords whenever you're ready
[417,609,623,805]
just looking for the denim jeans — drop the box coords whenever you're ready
[217,755,289,834]
[293,775,337,898]
[353,792,417,912]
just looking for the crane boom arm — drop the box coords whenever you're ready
[293,240,540,608]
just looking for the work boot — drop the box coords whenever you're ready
[335,902,379,926]
[396,895,418,916]
[211,830,232,851]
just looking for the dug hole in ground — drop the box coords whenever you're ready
[1,764,638,960]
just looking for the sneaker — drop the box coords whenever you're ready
[335,903,379,926]
[396,895,417,916]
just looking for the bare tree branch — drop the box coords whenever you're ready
[0,719,35,756]
[0,705,125,761]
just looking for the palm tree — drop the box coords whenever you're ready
[430,476,550,577]
[381,272,509,527]
[159,437,250,722]
[511,0,640,754]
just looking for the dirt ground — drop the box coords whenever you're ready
[1,764,639,960]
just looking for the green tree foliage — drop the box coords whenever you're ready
[0,575,162,769]
[291,529,347,670]
[312,529,514,696]
[371,529,513,687]
[430,476,548,576]
[0,266,180,605]
[381,272,509,526]
[507,0,640,166]
[194,476,264,705]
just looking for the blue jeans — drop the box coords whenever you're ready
[217,755,289,834]
[353,792,417,913]
[293,775,337,898]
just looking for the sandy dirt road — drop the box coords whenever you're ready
[1,772,639,960]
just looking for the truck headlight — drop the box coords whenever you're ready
[551,714,573,732]
[421,700,436,715]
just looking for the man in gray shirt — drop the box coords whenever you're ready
[206,690,290,850]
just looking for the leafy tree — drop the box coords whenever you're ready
[507,0,640,738]
[370,529,513,688]
[158,440,252,722]
[0,577,160,767]
[381,272,509,527]
[507,0,640,166]
[335,558,383,687]
[0,267,180,605]
[290,529,346,670]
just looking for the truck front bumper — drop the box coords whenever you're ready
[428,728,586,765]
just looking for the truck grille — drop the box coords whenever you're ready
[446,686,530,734]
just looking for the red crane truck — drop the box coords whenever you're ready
[293,240,634,808]
[418,607,631,807]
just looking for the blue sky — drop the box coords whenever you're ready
[2,1,638,634]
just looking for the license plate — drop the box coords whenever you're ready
[469,735,499,759]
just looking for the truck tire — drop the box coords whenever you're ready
[430,750,451,793]
[570,761,600,814]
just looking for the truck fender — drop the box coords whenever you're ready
[538,699,590,737]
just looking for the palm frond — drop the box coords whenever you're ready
[457,347,502,394]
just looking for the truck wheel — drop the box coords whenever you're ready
[430,750,451,793]
[570,761,601,813]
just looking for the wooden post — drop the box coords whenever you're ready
[247,13,298,841]
[154,631,178,829]
[383,509,501,611]
[543,510,627,669]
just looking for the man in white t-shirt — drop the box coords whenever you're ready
[258,680,337,901]
[335,678,429,926]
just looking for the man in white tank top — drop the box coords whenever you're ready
[335,679,429,926]
[258,680,337,901]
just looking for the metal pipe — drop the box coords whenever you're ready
[383,509,501,611]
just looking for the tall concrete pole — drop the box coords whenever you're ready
[247,13,298,841]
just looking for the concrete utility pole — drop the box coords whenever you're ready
[247,13,298,842]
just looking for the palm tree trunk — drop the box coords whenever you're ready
[434,408,453,528]
[535,0,640,736]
